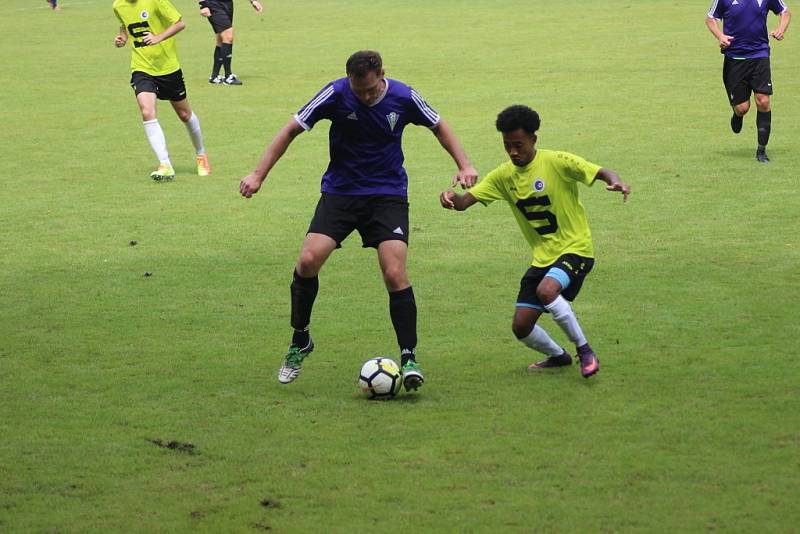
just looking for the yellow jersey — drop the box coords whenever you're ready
[113,0,182,75]
[469,149,601,267]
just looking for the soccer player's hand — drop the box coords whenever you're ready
[606,182,631,202]
[200,7,211,17]
[719,34,733,49]
[240,173,264,198]
[770,29,785,41]
[452,165,478,189]
[114,35,127,47]
[251,1,263,13]
[141,32,161,46]
[439,190,456,209]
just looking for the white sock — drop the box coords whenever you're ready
[519,325,563,357]
[544,295,587,348]
[183,112,206,155]
[142,119,171,165]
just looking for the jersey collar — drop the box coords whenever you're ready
[367,78,389,107]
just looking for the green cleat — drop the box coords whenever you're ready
[401,360,424,391]
[150,163,175,182]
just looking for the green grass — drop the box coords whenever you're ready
[2,0,799,531]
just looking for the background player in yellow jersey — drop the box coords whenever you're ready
[114,0,210,181]
[440,105,630,378]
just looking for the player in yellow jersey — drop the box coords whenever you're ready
[440,105,630,378]
[113,0,211,181]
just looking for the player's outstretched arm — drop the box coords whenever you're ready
[440,190,478,211]
[115,25,128,47]
[240,119,305,198]
[771,9,791,40]
[430,119,478,189]
[596,168,630,202]
[142,19,185,46]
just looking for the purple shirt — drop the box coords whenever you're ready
[708,0,789,59]
[293,78,440,197]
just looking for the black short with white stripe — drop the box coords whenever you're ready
[306,193,409,249]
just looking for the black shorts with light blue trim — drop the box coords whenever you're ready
[516,253,594,309]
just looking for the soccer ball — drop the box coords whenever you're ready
[358,357,402,399]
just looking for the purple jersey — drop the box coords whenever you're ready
[293,77,440,197]
[708,0,789,58]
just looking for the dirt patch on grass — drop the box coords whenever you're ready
[147,438,196,454]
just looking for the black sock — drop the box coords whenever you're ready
[756,110,771,147]
[220,42,233,77]
[290,270,318,346]
[292,329,310,349]
[389,286,417,360]
[211,46,222,78]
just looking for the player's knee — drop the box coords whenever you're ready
[296,251,322,276]
[755,95,770,111]
[139,108,156,121]
[535,285,559,305]
[734,102,750,116]
[512,318,533,340]
[381,266,408,290]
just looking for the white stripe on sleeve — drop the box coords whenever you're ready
[707,0,719,18]
[296,85,335,125]
[410,90,440,125]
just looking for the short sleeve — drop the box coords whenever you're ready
[769,0,789,15]
[468,166,507,206]
[294,83,337,130]
[708,0,723,19]
[155,0,182,24]
[552,152,601,187]
[406,86,440,128]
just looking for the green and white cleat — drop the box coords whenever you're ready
[150,163,175,182]
[277,339,314,384]
[401,360,424,391]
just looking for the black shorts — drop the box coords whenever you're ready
[130,70,187,101]
[517,254,594,311]
[205,0,234,33]
[723,56,772,106]
[307,193,409,249]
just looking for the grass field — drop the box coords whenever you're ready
[2,0,799,531]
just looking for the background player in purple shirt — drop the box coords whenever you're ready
[240,50,478,391]
[705,0,791,162]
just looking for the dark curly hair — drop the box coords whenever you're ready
[495,105,541,134]
[346,50,383,78]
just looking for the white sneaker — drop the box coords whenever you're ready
[223,74,243,86]
[277,339,314,384]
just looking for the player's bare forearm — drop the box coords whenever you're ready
[705,17,732,47]
[144,19,185,45]
[252,120,304,181]
[775,10,791,38]
[440,190,478,211]
[596,168,630,201]
[115,25,128,47]
[240,121,303,198]
[431,120,478,188]
[705,17,721,38]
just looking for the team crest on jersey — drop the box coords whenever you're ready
[533,179,545,192]
[386,112,399,131]
[140,10,149,18]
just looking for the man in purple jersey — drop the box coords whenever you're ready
[240,50,478,391]
[706,0,791,163]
